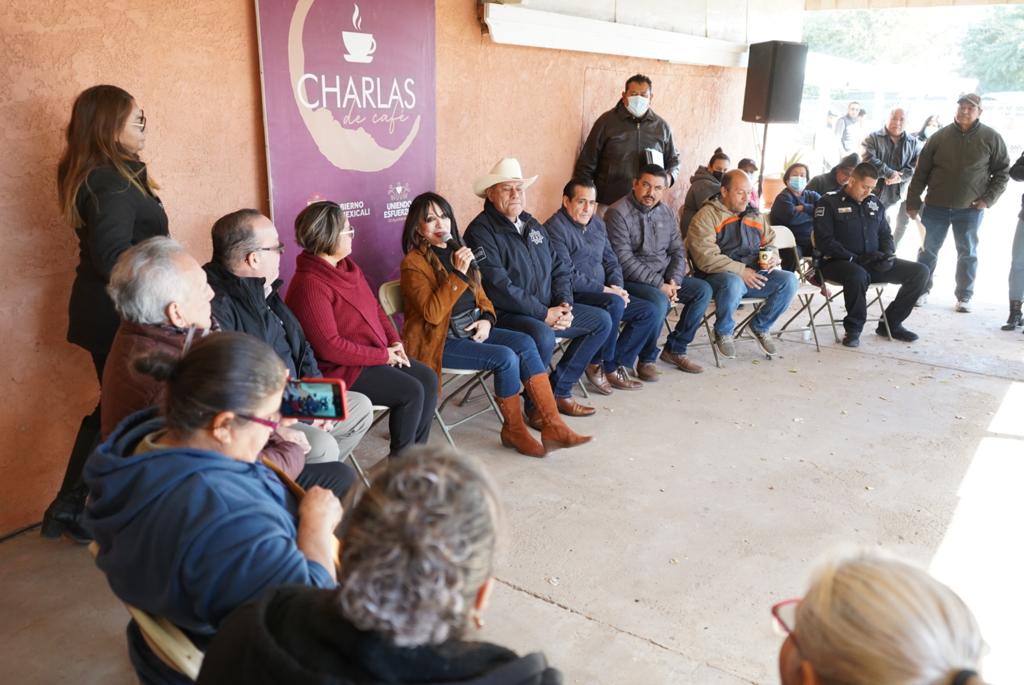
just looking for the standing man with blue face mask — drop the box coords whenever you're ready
[574,74,680,209]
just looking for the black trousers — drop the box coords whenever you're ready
[295,461,355,501]
[350,360,438,455]
[56,352,107,498]
[820,257,929,334]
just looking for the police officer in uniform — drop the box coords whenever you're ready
[813,163,929,347]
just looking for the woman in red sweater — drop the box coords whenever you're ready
[286,201,437,455]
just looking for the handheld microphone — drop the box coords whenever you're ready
[446,236,487,264]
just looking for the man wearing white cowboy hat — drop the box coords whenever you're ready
[465,157,613,420]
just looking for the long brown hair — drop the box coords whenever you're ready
[57,85,157,227]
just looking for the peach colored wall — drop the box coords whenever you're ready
[0,0,753,534]
[433,2,756,228]
[0,1,267,533]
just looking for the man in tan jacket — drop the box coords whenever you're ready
[685,170,798,359]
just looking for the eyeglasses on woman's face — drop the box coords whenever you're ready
[771,598,800,642]
[237,411,281,432]
[128,110,147,133]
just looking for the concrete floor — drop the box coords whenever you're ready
[3,218,1023,684]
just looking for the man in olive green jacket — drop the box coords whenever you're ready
[906,93,1010,311]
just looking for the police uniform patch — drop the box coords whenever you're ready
[814,207,825,217]
[529,229,544,245]
[866,200,879,212]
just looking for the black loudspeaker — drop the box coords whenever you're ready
[742,41,808,124]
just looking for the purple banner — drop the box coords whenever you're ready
[256,0,436,289]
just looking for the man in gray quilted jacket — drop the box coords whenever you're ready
[605,164,712,376]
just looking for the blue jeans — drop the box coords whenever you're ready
[441,327,545,398]
[1010,218,1024,301]
[574,291,661,370]
[625,278,713,357]
[704,269,799,336]
[497,304,612,399]
[917,205,983,300]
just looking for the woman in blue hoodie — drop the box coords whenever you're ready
[83,332,342,684]
[770,163,821,255]
[198,447,562,685]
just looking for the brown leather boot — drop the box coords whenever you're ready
[496,395,546,457]
[523,374,592,449]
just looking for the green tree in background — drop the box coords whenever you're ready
[959,7,1024,92]
[803,10,877,63]
[803,8,966,73]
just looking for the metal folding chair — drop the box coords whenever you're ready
[551,336,590,398]
[673,257,767,367]
[377,280,501,449]
[770,225,821,351]
[805,236,892,343]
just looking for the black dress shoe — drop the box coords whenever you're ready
[40,507,92,544]
[877,323,919,342]
[40,487,92,544]
[842,333,860,348]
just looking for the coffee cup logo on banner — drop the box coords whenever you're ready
[342,4,376,63]
[288,0,421,172]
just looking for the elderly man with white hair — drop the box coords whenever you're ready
[464,158,612,421]
[861,107,920,247]
[101,236,355,499]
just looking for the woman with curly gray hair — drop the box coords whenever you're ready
[198,446,562,685]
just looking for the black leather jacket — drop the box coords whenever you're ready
[861,128,920,207]
[573,101,680,205]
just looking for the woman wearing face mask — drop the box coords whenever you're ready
[917,115,942,142]
[680,148,730,237]
[399,192,589,457]
[44,84,169,543]
[775,550,987,685]
[770,163,821,255]
[83,332,342,685]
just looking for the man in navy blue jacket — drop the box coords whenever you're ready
[814,163,929,347]
[465,158,612,418]
[546,178,659,393]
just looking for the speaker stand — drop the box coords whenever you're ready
[757,122,768,206]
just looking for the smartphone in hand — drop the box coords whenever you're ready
[281,378,348,421]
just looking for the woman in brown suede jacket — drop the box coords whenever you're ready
[399,193,589,457]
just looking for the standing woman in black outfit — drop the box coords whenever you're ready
[42,85,168,541]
